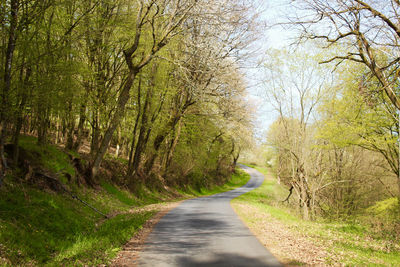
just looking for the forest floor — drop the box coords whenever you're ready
[231,165,400,266]
[0,135,250,266]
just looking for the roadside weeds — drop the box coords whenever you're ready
[111,201,182,267]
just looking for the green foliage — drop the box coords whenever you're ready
[0,160,248,265]
[364,198,400,238]
[367,198,399,216]
[232,166,400,266]
[100,181,136,206]
[175,168,250,197]
[1,0,255,263]
[18,136,75,183]
[317,64,399,179]
[54,213,154,265]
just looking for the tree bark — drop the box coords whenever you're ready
[163,118,182,172]
[1,0,19,184]
[13,66,31,165]
[128,75,153,178]
[144,115,182,175]
[128,77,142,173]
[91,70,137,178]
[72,98,88,151]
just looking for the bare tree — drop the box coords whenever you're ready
[290,0,400,197]
[291,0,400,108]
[264,48,327,219]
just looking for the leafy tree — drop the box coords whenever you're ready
[318,63,400,198]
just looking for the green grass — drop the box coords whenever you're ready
[0,136,251,265]
[176,168,250,197]
[54,213,154,266]
[100,181,136,206]
[232,164,400,266]
[0,182,155,266]
[18,136,75,183]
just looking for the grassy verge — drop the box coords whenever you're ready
[0,136,250,266]
[232,165,400,266]
[0,175,157,266]
[177,168,250,197]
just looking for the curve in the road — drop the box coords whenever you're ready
[138,165,282,267]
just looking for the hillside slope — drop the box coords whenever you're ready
[0,136,249,266]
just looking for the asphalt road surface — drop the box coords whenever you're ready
[138,165,282,267]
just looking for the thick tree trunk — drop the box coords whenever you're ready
[144,115,182,175]
[0,0,19,184]
[91,71,136,178]
[163,119,182,172]
[298,168,311,220]
[128,77,142,173]
[128,82,152,178]
[229,140,240,171]
[13,66,31,165]
[72,101,87,151]
[233,150,240,168]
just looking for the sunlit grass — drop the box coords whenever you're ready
[1,136,251,265]
[178,168,250,197]
[232,164,400,266]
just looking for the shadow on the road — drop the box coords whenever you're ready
[177,252,282,267]
[138,165,283,266]
[143,213,233,254]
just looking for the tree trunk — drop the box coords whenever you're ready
[128,78,153,178]
[144,115,181,175]
[72,96,88,151]
[91,70,136,178]
[299,168,311,220]
[65,101,75,150]
[163,119,182,172]
[37,104,49,146]
[90,110,100,156]
[0,0,19,184]
[13,66,31,165]
[128,77,142,173]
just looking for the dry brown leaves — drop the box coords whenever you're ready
[232,203,332,266]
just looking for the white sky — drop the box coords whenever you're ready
[244,0,295,141]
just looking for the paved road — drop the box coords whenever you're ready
[138,165,282,267]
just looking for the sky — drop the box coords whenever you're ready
[244,0,295,141]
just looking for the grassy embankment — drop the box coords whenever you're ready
[0,136,250,266]
[232,164,400,266]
